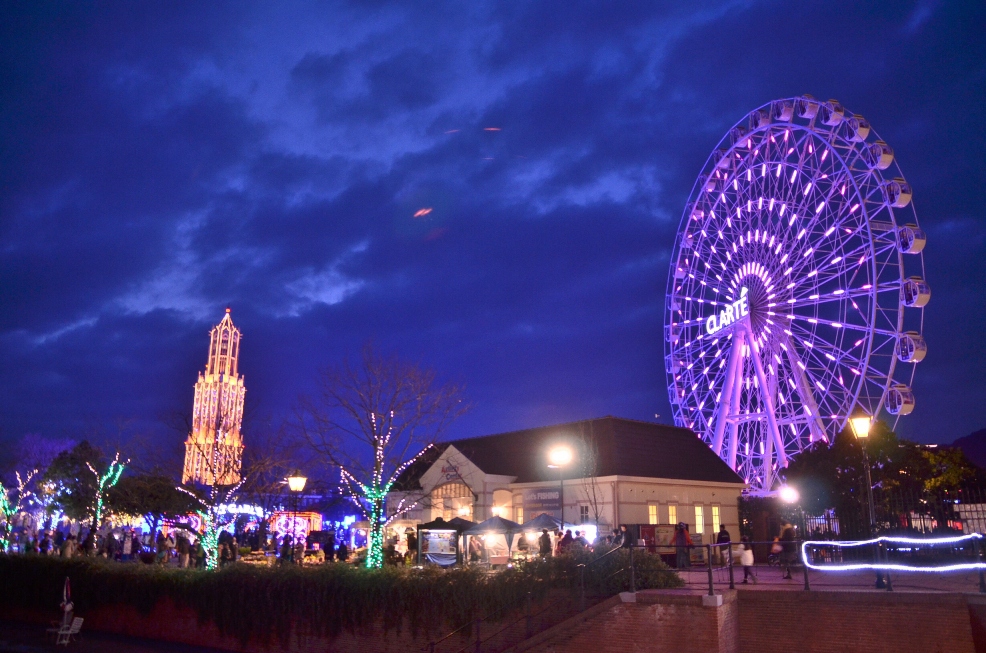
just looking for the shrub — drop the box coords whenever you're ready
[0,548,680,646]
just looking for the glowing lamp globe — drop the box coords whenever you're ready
[548,446,573,468]
[287,472,308,493]
[849,415,872,440]
[778,486,800,504]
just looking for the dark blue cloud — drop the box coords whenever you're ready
[0,0,983,458]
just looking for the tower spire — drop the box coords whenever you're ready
[182,308,246,485]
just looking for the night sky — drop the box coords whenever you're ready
[2,2,984,456]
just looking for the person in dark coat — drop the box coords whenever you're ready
[619,524,633,549]
[673,523,693,568]
[780,522,797,579]
[280,534,294,565]
[558,530,574,553]
[716,524,731,565]
[325,530,336,562]
[538,529,552,558]
[336,540,349,562]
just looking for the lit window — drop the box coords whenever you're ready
[648,504,658,525]
[580,505,589,524]
[668,504,678,525]
[516,507,524,524]
[712,505,721,534]
[695,505,705,534]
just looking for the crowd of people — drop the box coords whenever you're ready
[0,521,359,569]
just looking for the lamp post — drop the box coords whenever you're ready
[286,471,307,559]
[848,413,887,589]
[547,446,573,525]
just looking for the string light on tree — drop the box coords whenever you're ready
[338,427,435,569]
[86,453,127,531]
[0,470,36,551]
[177,479,244,570]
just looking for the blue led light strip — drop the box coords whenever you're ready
[801,533,986,572]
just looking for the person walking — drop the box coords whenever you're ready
[193,539,206,569]
[780,522,797,579]
[619,524,632,549]
[336,540,349,562]
[538,529,552,558]
[325,530,336,562]
[673,523,693,569]
[121,529,132,561]
[574,530,590,549]
[280,534,294,565]
[715,524,731,566]
[740,536,757,584]
[177,534,191,569]
[558,530,574,554]
[60,534,75,558]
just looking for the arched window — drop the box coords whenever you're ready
[431,481,474,521]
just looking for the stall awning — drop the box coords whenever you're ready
[419,517,474,533]
[464,515,522,536]
[519,513,562,532]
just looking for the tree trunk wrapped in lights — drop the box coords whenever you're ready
[298,345,468,569]
[0,470,36,551]
[178,438,245,570]
[87,453,127,532]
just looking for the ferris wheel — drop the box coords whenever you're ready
[665,95,928,492]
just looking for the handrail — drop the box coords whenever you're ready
[427,540,839,652]
[425,545,637,653]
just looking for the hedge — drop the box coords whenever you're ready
[0,548,680,646]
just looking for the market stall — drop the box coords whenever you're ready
[464,516,522,566]
[417,516,474,567]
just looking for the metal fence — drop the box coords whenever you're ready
[833,485,986,539]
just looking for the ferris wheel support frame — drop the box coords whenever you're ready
[711,317,790,489]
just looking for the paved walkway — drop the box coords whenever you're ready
[0,621,229,653]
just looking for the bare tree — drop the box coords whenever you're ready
[0,470,36,550]
[575,422,605,527]
[296,344,468,568]
[177,437,247,570]
[239,427,302,548]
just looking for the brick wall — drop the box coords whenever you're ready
[737,590,976,653]
[513,590,738,653]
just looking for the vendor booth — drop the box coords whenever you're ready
[417,516,474,567]
[464,515,522,566]
[515,513,597,559]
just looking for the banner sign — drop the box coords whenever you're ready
[523,488,561,513]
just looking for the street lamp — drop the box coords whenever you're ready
[286,471,307,554]
[848,411,887,589]
[847,413,876,534]
[547,446,573,524]
[778,485,799,505]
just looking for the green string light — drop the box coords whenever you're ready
[0,484,12,552]
[88,454,127,528]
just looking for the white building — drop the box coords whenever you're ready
[388,417,745,542]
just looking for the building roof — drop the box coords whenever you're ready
[402,416,744,487]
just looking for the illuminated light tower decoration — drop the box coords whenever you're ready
[665,96,928,492]
[182,308,246,485]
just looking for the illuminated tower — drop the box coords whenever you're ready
[182,308,246,485]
